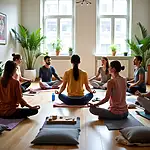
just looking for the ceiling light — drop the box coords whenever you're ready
[76,0,92,6]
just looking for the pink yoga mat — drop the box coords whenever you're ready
[0,118,25,130]
[53,100,89,108]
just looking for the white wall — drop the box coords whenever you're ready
[0,0,21,62]
[20,0,150,78]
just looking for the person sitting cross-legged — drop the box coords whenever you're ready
[89,61,128,120]
[0,60,40,119]
[39,55,62,89]
[55,54,95,105]
[127,56,146,94]
[135,90,150,114]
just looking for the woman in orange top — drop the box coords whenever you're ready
[55,55,95,105]
[89,61,128,120]
[0,60,40,118]
[12,53,32,92]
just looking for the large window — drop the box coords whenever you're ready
[43,0,74,55]
[96,0,131,55]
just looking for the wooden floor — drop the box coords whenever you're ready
[1,83,150,150]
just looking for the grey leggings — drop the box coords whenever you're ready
[90,107,128,120]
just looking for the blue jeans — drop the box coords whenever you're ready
[90,107,128,120]
[58,93,93,105]
[127,83,146,94]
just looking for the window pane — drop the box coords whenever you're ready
[100,0,112,15]
[99,18,111,54]
[114,18,127,53]
[59,0,72,15]
[60,19,72,54]
[45,19,57,51]
[45,0,58,16]
[114,0,127,15]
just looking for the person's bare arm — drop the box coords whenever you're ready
[93,80,112,106]
[85,82,94,93]
[58,81,67,94]
[127,79,134,83]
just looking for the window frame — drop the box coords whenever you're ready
[96,0,131,55]
[43,0,75,55]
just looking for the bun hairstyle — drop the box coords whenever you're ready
[110,60,125,72]
[71,55,80,81]
[12,53,21,61]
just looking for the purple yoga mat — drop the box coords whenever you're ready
[0,118,25,130]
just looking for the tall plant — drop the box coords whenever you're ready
[127,22,150,70]
[11,24,46,70]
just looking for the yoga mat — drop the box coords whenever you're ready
[0,118,25,130]
[136,111,150,120]
[53,100,88,108]
[104,114,143,130]
[126,96,137,104]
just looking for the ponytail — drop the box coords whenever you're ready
[73,64,79,81]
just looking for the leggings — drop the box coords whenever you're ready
[21,81,31,93]
[2,108,38,119]
[58,93,93,105]
[90,107,128,120]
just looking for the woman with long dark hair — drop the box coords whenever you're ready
[0,60,40,118]
[12,53,32,92]
[89,60,128,120]
[89,57,111,89]
[55,55,95,105]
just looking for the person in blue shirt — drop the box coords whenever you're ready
[39,56,62,89]
[127,56,146,94]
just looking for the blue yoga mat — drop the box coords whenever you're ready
[136,111,150,120]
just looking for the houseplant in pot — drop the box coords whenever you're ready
[110,44,117,56]
[11,24,46,81]
[127,22,150,83]
[52,38,62,56]
[0,61,4,77]
[68,47,73,56]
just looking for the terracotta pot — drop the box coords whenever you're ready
[56,50,60,56]
[112,51,116,56]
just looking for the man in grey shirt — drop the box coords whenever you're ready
[127,56,146,94]
[39,56,62,89]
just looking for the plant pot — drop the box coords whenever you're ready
[112,51,116,56]
[56,50,60,56]
[24,69,36,81]
[123,52,128,56]
[69,51,73,56]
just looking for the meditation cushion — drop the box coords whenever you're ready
[31,128,80,145]
[119,126,150,144]
[31,117,80,145]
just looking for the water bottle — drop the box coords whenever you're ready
[52,93,55,102]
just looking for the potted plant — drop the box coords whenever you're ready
[127,22,150,71]
[0,61,4,77]
[68,47,73,56]
[11,24,46,81]
[123,52,128,56]
[52,39,62,56]
[110,44,117,56]
[127,22,150,83]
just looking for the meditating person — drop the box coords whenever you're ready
[89,57,111,89]
[89,60,128,120]
[39,55,62,89]
[127,56,146,94]
[12,53,32,93]
[0,60,40,118]
[55,54,95,105]
[135,90,150,114]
